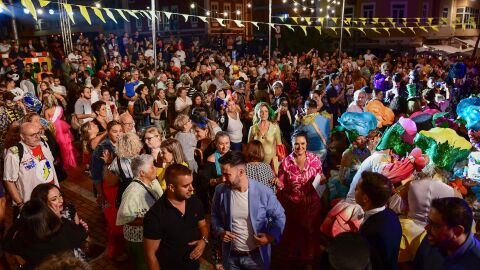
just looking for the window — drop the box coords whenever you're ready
[391,2,406,24]
[457,7,480,29]
[422,3,428,23]
[235,4,242,21]
[160,7,170,32]
[344,6,354,19]
[362,3,374,23]
[224,3,231,27]
[442,7,449,18]
[211,2,219,26]
[136,18,143,31]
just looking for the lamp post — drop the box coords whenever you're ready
[338,0,346,63]
[268,0,272,61]
[7,0,18,43]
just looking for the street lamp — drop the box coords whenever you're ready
[94,2,101,8]
[37,8,44,15]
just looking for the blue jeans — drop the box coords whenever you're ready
[227,249,263,270]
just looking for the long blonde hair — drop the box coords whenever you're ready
[116,132,143,158]
[160,138,187,164]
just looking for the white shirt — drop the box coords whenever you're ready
[227,113,243,143]
[20,80,35,96]
[176,50,186,62]
[90,89,100,103]
[175,96,192,113]
[231,189,256,251]
[74,98,93,123]
[50,85,67,96]
[362,206,386,225]
[144,49,154,59]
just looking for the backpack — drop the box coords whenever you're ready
[115,158,133,208]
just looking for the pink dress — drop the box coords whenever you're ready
[277,152,323,261]
[50,106,78,169]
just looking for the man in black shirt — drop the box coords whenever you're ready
[144,164,209,270]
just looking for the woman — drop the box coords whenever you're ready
[90,100,108,133]
[80,121,106,171]
[204,131,231,198]
[277,131,324,266]
[224,98,243,151]
[5,199,87,269]
[192,115,222,165]
[191,92,210,118]
[133,84,151,131]
[101,88,119,122]
[347,89,367,113]
[30,184,89,260]
[175,86,192,115]
[245,140,278,192]
[165,79,177,127]
[143,127,162,164]
[174,114,198,173]
[275,97,293,151]
[248,102,283,174]
[157,138,188,190]
[151,88,168,133]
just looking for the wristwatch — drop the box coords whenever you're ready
[202,236,209,245]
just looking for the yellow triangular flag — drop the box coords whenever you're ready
[233,20,244,27]
[344,27,351,36]
[285,24,295,31]
[0,0,11,14]
[215,18,225,27]
[251,22,259,29]
[397,27,405,34]
[163,11,172,20]
[39,0,50,7]
[440,17,447,24]
[371,27,380,34]
[63,3,75,23]
[472,22,477,29]
[357,27,366,35]
[330,27,337,35]
[372,18,379,24]
[300,25,307,36]
[319,17,325,26]
[125,9,138,19]
[353,20,358,25]
[181,14,189,22]
[331,17,338,24]
[104,8,117,23]
[345,17,351,25]
[431,25,439,32]
[462,23,466,30]
[291,17,298,24]
[380,22,386,26]
[92,7,106,23]
[427,18,433,25]
[362,21,367,26]
[387,18,394,25]
[268,23,276,29]
[279,17,285,22]
[315,26,322,35]
[402,18,407,25]
[79,5,91,24]
[392,22,396,28]
[198,16,208,23]
[419,26,428,32]
[305,17,311,24]
[21,0,37,20]
[408,27,416,34]
[383,27,390,36]
[451,22,456,29]
[456,17,461,23]
[116,9,129,22]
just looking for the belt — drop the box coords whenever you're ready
[231,248,259,256]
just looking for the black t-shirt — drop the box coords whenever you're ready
[143,195,205,270]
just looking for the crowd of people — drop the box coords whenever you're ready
[0,32,478,270]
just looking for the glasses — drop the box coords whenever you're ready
[25,132,41,138]
[145,135,160,141]
[121,122,134,126]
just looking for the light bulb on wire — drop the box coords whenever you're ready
[302,6,307,11]
[206,10,210,16]
[190,3,195,9]
[94,2,101,8]
[293,7,298,12]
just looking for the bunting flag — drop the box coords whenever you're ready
[319,17,325,26]
[387,18,394,26]
[402,18,407,26]
[331,17,338,24]
[361,21,366,26]
[141,11,152,20]
[285,24,295,31]
[104,8,118,23]
[291,17,298,24]
[39,0,50,7]
[357,27,366,35]
[21,0,37,20]
[345,17,351,25]
[371,28,381,34]
[472,21,477,29]
[268,23,276,29]
[372,18,379,24]
[440,17,448,24]
[92,7,106,23]
[462,23,466,30]
[451,22,456,29]
[251,21,259,29]
[415,17,420,26]
[344,27,351,36]
[315,26,322,35]
[215,18,225,27]
[419,26,428,32]
[79,5,91,25]
[181,14,189,22]
[427,18,433,25]
[0,0,11,14]
[300,25,307,36]
[383,27,390,36]
[233,20,244,27]
[125,9,138,19]
[63,3,75,23]
[353,20,358,25]
[408,27,416,34]
[330,27,337,35]
[305,17,311,24]
[279,17,285,22]
[116,9,129,22]
[163,11,172,20]
[430,25,439,31]
[198,16,208,23]
[397,27,405,34]
[380,22,386,26]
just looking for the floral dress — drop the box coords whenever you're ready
[277,152,323,261]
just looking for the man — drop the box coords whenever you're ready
[90,77,102,103]
[355,171,402,270]
[144,164,208,270]
[117,154,163,270]
[212,69,230,91]
[50,76,67,98]
[119,112,136,133]
[4,122,58,206]
[74,86,95,125]
[326,72,344,124]
[413,197,480,270]
[271,80,287,110]
[211,151,286,269]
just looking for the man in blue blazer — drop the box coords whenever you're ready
[211,151,286,270]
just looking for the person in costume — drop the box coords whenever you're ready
[448,62,474,112]
[294,99,330,162]
[406,83,422,116]
[365,96,395,129]
[385,72,405,104]
[327,112,377,201]
[346,89,367,113]
[0,92,25,151]
[248,102,284,174]
[372,62,392,93]
[277,131,324,267]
